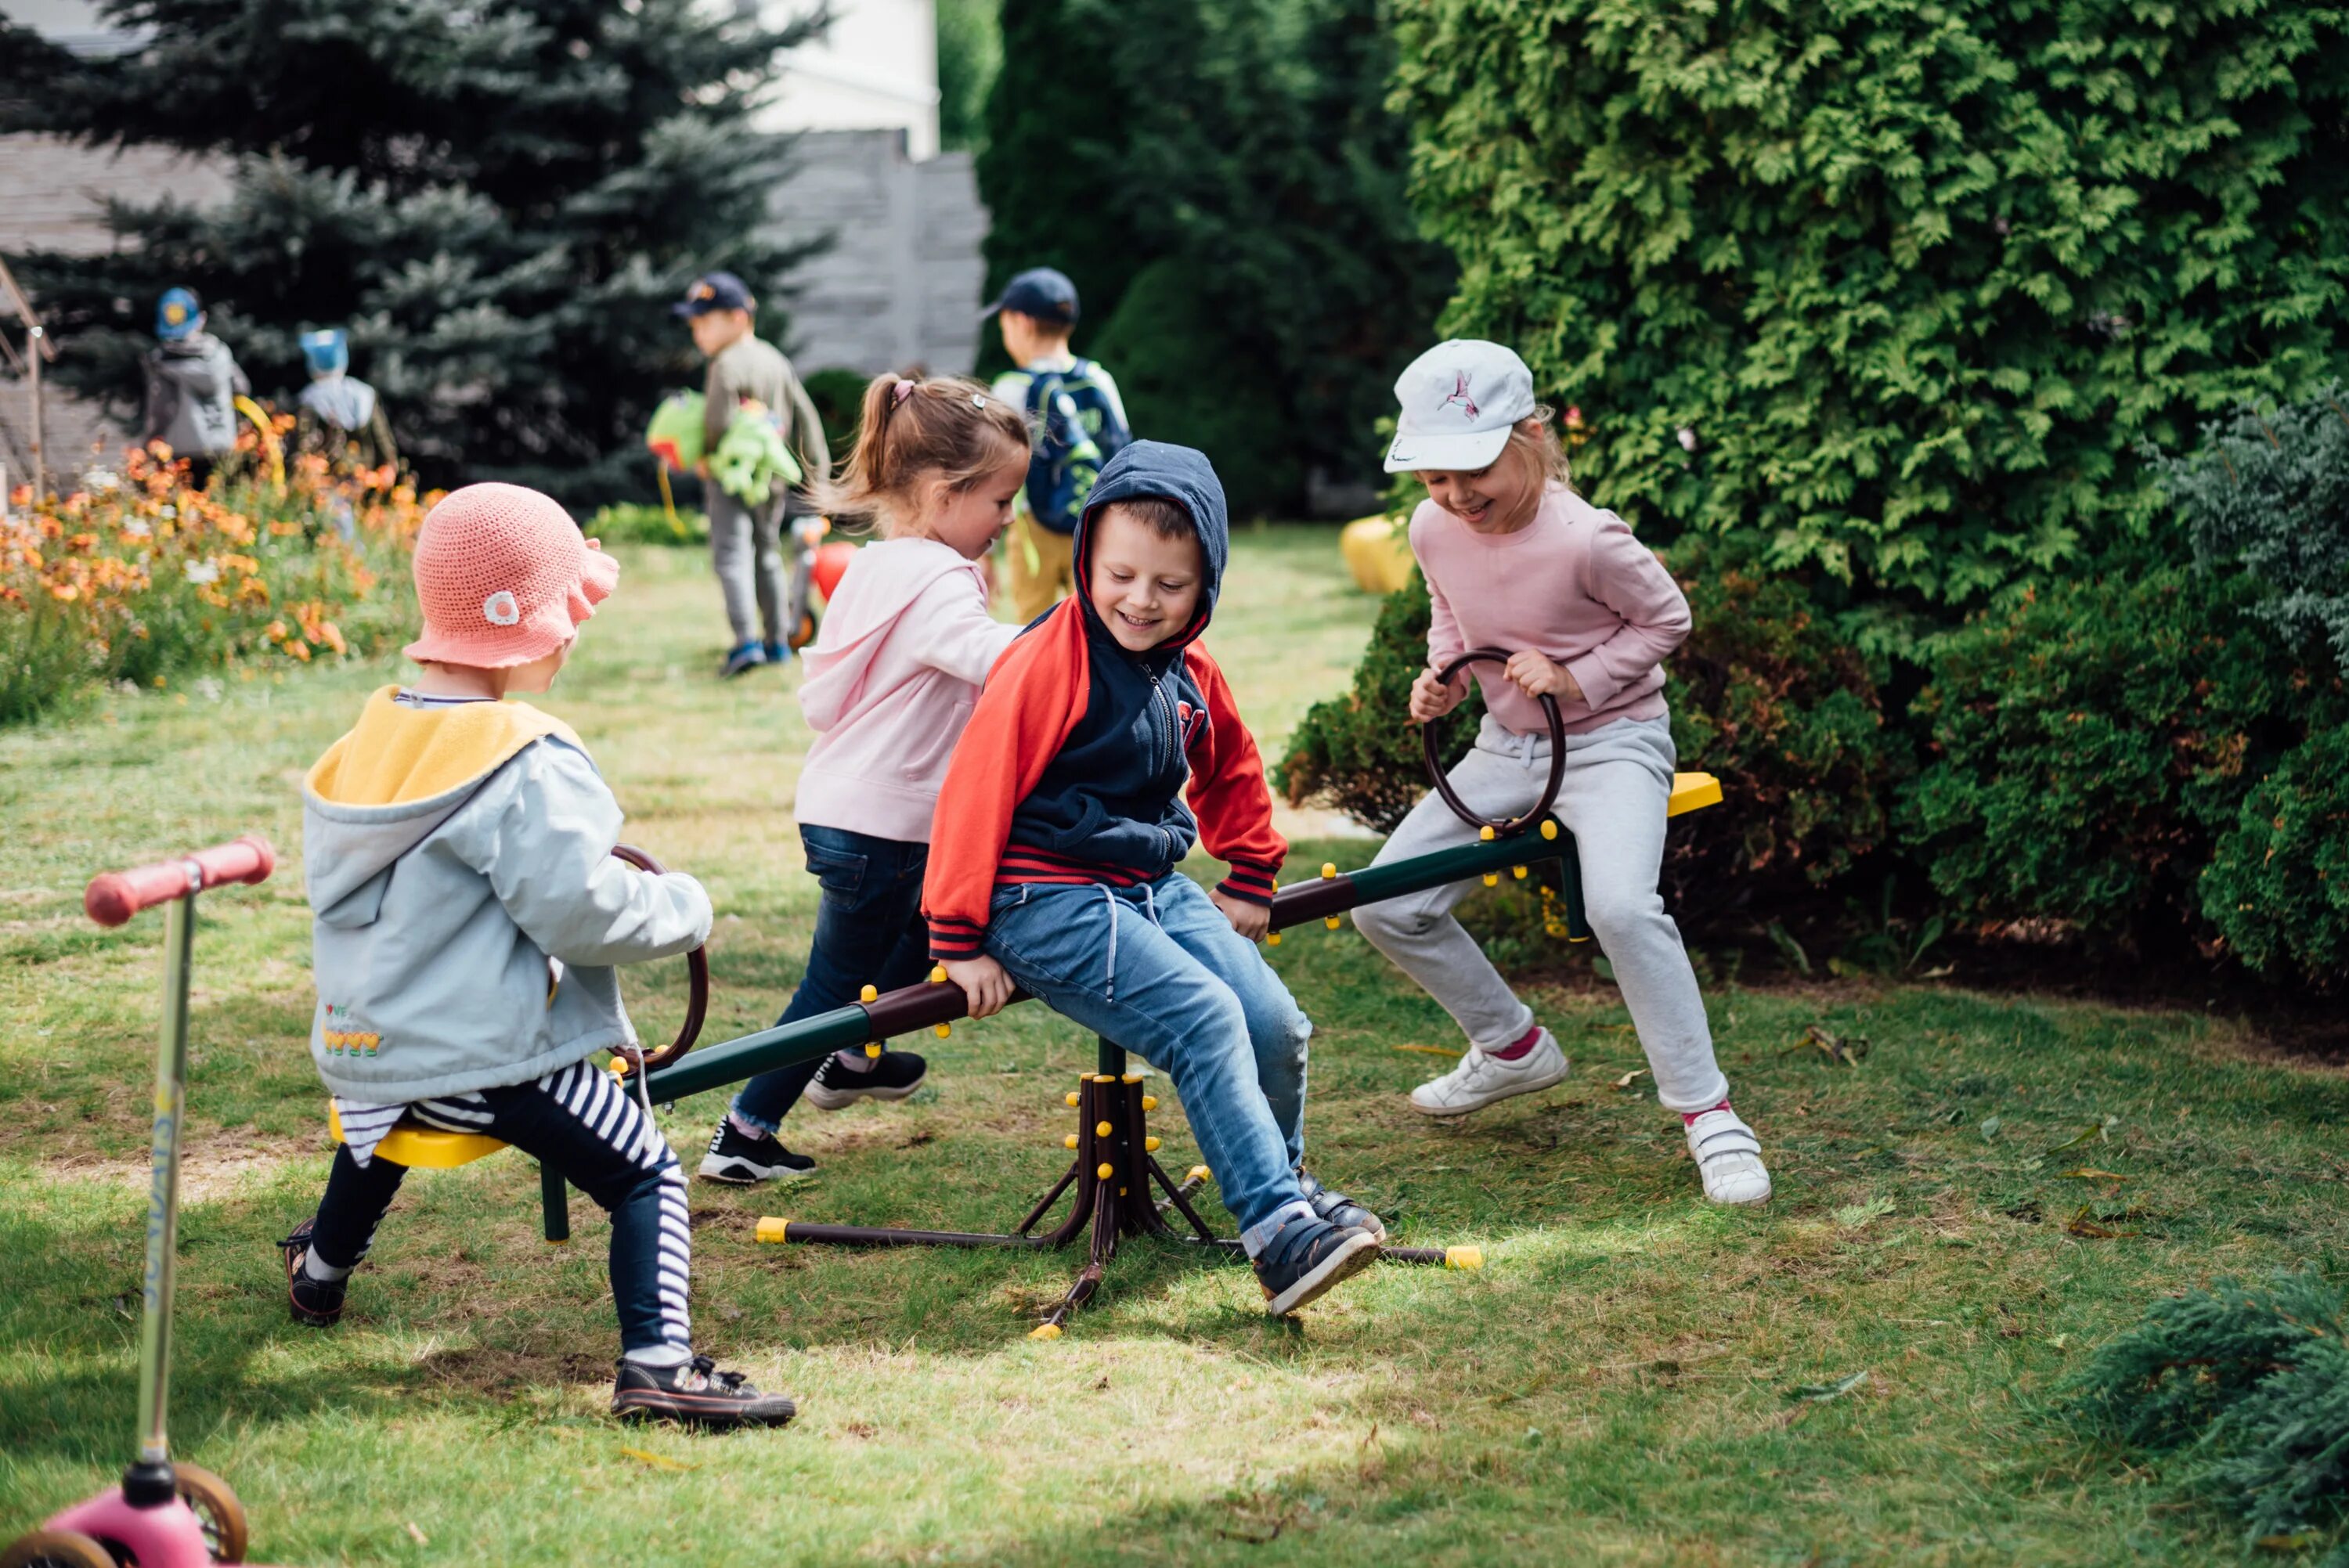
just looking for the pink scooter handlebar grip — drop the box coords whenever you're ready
[85,834,276,927]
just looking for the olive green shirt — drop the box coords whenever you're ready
[704,333,832,498]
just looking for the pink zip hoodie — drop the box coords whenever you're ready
[793,538,1022,842]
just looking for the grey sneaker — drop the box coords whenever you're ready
[1296,1170,1384,1242]
[1251,1215,1381,1317]
[612,1354,796,1429]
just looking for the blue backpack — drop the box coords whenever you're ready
[1022,359,1131,535]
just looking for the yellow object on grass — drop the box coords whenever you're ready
[1339,514,1415,595]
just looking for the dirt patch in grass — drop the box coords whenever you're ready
[34,1137,312,1202]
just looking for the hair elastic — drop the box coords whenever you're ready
[892,379,916,406]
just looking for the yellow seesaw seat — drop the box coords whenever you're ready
[326,1100,507,1170]
[1668,772,1723,817]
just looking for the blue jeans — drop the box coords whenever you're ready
[985,873,1315,1253]
[731,824,933,1134]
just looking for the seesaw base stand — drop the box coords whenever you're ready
[760,1036,1474,1336]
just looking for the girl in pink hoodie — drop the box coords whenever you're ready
[1353,341,1769,1206]
[700,374,1033,1185]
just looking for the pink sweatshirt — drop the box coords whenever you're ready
[1410,485,1690,737]
[793,538,1023,842]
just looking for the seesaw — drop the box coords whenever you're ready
[345,650,1723,1332]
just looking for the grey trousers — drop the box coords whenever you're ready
[709,488,788,647]
[1353,713,1730,1113]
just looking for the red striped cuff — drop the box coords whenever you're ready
[1216,862,1280,907]
[929,915,987,960]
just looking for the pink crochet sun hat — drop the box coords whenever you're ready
[402,483,620,669]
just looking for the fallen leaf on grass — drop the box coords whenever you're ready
[2061,1168,2129,1183]
[1392,1044,1463,1058]
[1784,1370,1870,1403]
[1834,1197,1896,1231]
[2257,1532,2326,1552]
[619,1447,696,1472]
[2062,1206,2139,1239]
[1980,1116,2003,1142]
[406,1523,429,1547]
[1780,1025,1870,1066]
[2042,1120,2114,1155]
[1612,1069,1648,1090]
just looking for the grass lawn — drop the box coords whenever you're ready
[2,526,2342,1565]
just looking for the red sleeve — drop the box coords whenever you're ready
[922,603,1089,958]
[1182,644,1287,906]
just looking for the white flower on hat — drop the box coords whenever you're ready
[482,589,521,626]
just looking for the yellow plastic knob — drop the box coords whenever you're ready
[755,1217,790,1244]
[1324,915,1341,930]
[1140,1095,1157,1111]
[1266,932,1282,946]
[1122,1074,1142,1084]
[1540,819,1559,841]
[929,964,947,983]
[864,1043,882,1058]
[1444,1245,1485,1270]
[1029,1322,1062,1340]
[1096,1162,1114,1180]
[1066,1091,1082,1108]
[1095,1120,1112,1137]
[1483,872,1499,887]
[1188,1165,1212,1184]
[609,1058,631,1079]
[1513,865,1528,880]
[1094,1074,1116,1084]
[1144,1137,1160,1152]
[1478,825,1496,842]
[1064,1134,1079,1150]
[859,983,878,1003]
[1320,862,1337,880]
[935,1022,951,1037]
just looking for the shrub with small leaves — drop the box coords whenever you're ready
[2201,725,2349,987]
[2069,1272,2349,1562]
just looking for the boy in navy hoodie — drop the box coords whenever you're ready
[925,442,1383,1316]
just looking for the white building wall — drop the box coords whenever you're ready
[759,0,941,161]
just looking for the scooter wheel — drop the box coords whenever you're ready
[0,1529,116,1568]
[173,1465,249,1563]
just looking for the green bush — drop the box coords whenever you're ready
[800,367,871,460]
[587,503,707,546]
[1276,539,1908,915]
[2152,384,2349,665]
[1903,568,2347,953]
[2203,726,2349,986]
[2069,1272,2349,1563]
[1390,0,2349,645]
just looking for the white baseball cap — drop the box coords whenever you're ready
[1383,339,1537,473]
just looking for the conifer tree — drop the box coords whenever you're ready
[9,0,821,497]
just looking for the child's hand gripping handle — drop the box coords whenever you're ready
[84,834,276,927]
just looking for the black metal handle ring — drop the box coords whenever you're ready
[1420,647,1568,835]
[612,844,709,1072]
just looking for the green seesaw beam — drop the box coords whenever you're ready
[643,816,1589,1107]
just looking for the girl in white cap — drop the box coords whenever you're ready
[1351,340,1770,1206]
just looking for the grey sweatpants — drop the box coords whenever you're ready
[709,488,788,647]
[1353,713,1730,1113]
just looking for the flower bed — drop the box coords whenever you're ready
[2,433,429,726]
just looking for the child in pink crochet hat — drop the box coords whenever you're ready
[283,482,797,1428]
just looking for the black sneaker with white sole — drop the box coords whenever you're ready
[1297,1170,1385,1242]
[277,1217,346,1328]
[612,1354,796,1429]
[1252,1214,1382,1317]
[698,1121,818,1186]
[801,1048,927,1111]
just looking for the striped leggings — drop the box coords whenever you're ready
[306,1059,692,1357]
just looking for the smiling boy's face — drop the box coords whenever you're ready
[1085,503,1203,653]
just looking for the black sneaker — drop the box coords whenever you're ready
[1252,1214,1381,1318]
[277,1217,346,1328]
[612,1354,796,1429]
[802,1048,927,1111]
[719,642,768,679]
[697,1121,817,1186]
[1297,1170,1386,1242]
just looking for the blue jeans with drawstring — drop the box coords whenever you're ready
[983,872,1315,1255]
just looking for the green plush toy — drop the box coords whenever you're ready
[645,391,803,503]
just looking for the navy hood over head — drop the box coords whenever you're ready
[1004,440,1236,883]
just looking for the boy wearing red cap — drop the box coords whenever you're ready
[280,483,796,1428]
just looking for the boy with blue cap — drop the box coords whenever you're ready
[294,328,399,470]
[674,271,832,678]
[984,266,1131,621]
[140,287,249,489]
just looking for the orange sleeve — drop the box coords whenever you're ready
[1183,644,1287,906]
[922,603,1089,957]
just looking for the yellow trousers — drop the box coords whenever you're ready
[1002,515,1077,622]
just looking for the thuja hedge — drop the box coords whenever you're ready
[1389,0,2349,640]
